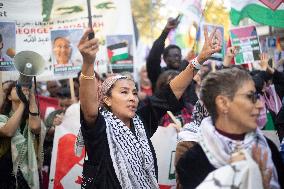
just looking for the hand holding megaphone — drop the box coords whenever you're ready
[14,51,45,87]
[13,51,45,107]
[16,84,30,105]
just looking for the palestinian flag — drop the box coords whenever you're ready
[107,42,129,63]
[230,0,284,28]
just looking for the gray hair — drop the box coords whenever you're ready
[200,67,252,124]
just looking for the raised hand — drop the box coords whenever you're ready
[77,28,99,64]
[165,17,180,31]
[259,53,270,71]
[252,144,272,189]
[197,26,222,63]
[223,46,239,67]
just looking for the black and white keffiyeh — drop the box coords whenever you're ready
[198,117,280,189]
[101,109,159,189]
[178,100,209,143]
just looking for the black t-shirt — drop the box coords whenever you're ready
[80,84,183,189]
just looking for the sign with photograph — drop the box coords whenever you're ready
[229,25,261,65]
[1,0,135,80]
[0,21,15,71]
[199,24,225,62]
[50,29,83,76]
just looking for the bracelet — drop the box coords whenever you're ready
[188,63,194,71]
[191,57,201,70]
[80,72,95,80]
[29,111,39,116]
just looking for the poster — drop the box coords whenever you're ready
[267,36,277,48]
[106,34,133,73]
[0,21,15,71]
[229,25,261,65]
[151,126,178,188]
[51,29,83,76]
[1,0,135,81]
[49,103,84,189]
[199,24,225,62]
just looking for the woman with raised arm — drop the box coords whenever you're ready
[78,28,221,189]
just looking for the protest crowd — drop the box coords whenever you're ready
[1,1,284,189]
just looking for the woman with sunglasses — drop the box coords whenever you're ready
[176,67,284,189]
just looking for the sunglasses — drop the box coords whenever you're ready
[236,92,260,104]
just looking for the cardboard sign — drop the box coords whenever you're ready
[50,29,83,76]
[199,24,225,62]
[0,21,15,71]
[151,126,178,188]
[1,0,135,80]
[106,34,134,73]
[49,103,84,189]
[229,25,261,65]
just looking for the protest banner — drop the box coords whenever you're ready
[229,25,261,65]
[0,21,15,71]
[1,0,135,80]
[51,29,83,76]
[38,95,60,119]
[151,126,179,189]
[49,103,84,189]
[230,0,284,28]
[166,0,203,55]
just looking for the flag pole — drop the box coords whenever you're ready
[87,0,94,39]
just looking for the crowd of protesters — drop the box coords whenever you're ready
[0,16,284,189]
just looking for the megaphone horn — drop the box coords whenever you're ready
[14,51,45,87]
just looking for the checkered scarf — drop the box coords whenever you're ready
[75,75,129,156]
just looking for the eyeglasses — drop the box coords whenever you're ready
[235,92,260,104]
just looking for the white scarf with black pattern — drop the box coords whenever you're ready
[198,117,280,189]
[101,109,159,189]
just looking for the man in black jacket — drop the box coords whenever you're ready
[146,17,198,105]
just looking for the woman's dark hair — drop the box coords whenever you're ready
[155,70,179,96]
[200,67,252,124]
[257,70,273,83]
[1,81,29,132]
[1,81,16,115]
[252,75,265,95]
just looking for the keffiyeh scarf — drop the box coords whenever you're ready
[197,150,264,189]
[101,109,159,189]
[178,100,209,142]
[198,117,280,189]
[0,113,40,189]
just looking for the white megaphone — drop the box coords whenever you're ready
[14,51,45,87]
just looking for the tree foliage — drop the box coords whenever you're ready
[131,0,164,43]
